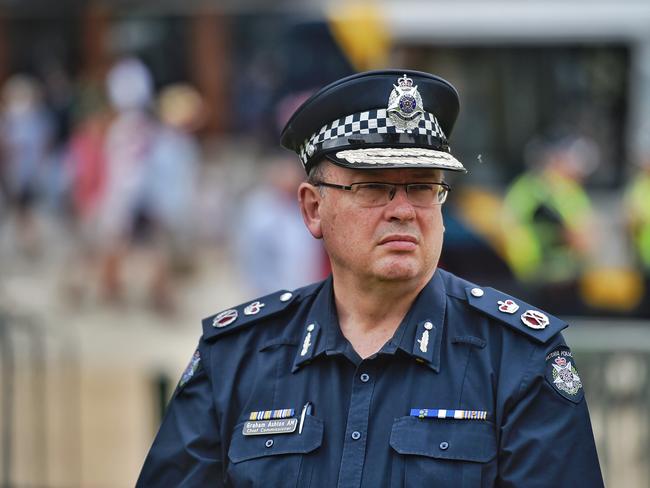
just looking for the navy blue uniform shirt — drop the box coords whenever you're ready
[137,269,604,487]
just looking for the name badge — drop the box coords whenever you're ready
[242,418,298,436]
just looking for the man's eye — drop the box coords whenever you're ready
[408,184,434,193]
[358,183,389,191]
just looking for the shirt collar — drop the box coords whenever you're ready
[292,270,447,373]
[383,269,446,372]
[292,276,344,372]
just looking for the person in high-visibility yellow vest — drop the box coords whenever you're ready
[624,159,650,272]
[502,134,599,285]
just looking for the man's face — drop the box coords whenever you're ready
[299,162,446,287]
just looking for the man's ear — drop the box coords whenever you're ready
[298,182,323,239]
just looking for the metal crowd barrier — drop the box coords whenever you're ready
[567,320,650,488]
[0,308,81,487]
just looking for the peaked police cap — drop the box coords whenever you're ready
[280,69,465,174]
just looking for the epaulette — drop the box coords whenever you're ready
[201,282,321,342]
[464,285,568,344]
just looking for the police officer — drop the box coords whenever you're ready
[137,70,604,487]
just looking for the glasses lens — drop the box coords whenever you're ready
[352,182,449,207]
[436,184,449,204]
[406,184,434,206]
[405,183,448,206]
[354,183,392,207]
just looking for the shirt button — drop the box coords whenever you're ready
[439,441,449,450]
[265,439,274,448]
[351,431,361,440]
[360,373,370,383]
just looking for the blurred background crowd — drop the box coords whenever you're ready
[0,0,649,486]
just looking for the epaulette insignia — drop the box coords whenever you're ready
[202,289,298,342]
[465,286,568,343]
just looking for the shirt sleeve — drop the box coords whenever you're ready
[496,338,604,487]
[136,342,223,487]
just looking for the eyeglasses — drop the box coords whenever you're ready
[313,181,451,207]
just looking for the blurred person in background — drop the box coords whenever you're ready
[0,74,54,256]
[138,70,603,487]
[233,154,326,295]
[624,155,650,315]
[67,84,111,228]
[60,83,112,304]
[142,83,203,312]
[501,131,599,312]
[96,58,162,308]
[40,59,76,215]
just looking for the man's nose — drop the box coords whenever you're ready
[385,186,416,220]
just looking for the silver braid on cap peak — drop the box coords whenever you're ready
[298,108,447,166]
[334,147,463,170]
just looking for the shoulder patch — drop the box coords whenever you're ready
[545,346,584,403]
[201,288,306,342]
[464,286,568,343]
[177,349,201,390]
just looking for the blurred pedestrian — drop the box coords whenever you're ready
[96,58,160,304]
[501,131,599,311]
[233,155,326,295]
[41,59,76,214]
[624,155,650,314]
[0,74,54,255]
[140,83,203,312]
[60,84,112,305]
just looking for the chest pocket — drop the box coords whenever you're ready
[389,416,497,488]
[227,416,324,488]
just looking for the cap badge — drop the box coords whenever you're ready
[520,309,549,330]
[387,74,424,131]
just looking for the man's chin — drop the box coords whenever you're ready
[374,262,423,282]
[372,256,438,283]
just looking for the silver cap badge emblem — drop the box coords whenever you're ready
[387,74,424,131]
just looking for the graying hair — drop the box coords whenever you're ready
[307,160,327,185]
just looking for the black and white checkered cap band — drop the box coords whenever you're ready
[298,108,447,165]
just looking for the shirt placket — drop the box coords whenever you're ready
[336,359,377,488]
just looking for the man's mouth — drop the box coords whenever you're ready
[378,234,419,250]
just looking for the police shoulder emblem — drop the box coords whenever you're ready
[178,349,201,389]
[545,347,584,403]
[387,74,424,131]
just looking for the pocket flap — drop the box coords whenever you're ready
[229,416,324,463]
[390,416,496,463]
